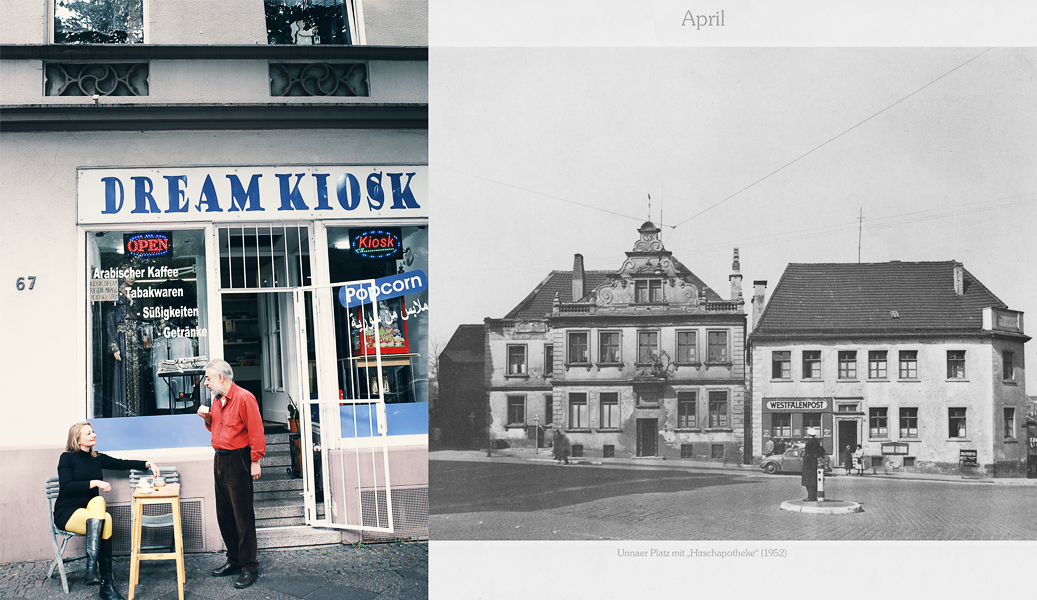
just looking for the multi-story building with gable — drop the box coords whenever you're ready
[749,261,1030,477]
[481,222,748,462]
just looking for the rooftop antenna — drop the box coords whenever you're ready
[857,208,864,263]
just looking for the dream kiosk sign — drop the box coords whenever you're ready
[77,165,428,224]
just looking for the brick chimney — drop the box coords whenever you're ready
[953,262,964,296]
[729,248,743,302]
[751,280,767,332]
[572,253,585,301]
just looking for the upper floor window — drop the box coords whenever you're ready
[706,330,729,364]
[868,351,887,379]
[947,350,966,379]
[802,350,821,379]
[634,279,663,303]
[506,345,526,376]
[838,351,857,379]
[708,391,729,428]
[637,331,659,364]
[1002,351,1015,381]
[772,351,791,379]
[599,331,621,363]
[507,395,525,425]
[869,407,888,438]
[567,331,589,364]
[676,331,697,363]
[599,392,619,429]
[1004,407,1016,439]
[949,407,967,438]
[265,0,360,45]
[899,407,918,438]
[677,391,697,428]
[899,350,918,379]
[543,344,554,376]
[568,392,588,428]
[55,0,144,44]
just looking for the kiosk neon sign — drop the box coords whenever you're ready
[352,230,401,259]
[126,233,170,257]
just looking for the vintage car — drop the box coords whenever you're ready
[760,446,832,475]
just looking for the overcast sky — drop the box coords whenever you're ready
[429,47,1037,388]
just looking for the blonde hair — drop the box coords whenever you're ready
[66,422,98,457]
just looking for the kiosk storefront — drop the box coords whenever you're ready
[79,164,428,543]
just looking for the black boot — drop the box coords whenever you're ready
[83,518,103,586]
[98,538,125,600]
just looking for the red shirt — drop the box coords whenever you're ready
[206,382,266,463]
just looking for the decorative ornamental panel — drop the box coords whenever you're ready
[269,62,368,96]
[44,63,148,96]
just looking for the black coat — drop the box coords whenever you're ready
[800,438,827,486]
[53,450,147,529]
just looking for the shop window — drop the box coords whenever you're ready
[869,408,888,438]
[838,351,857,379]
[88,230,209,418]
[567,331,589,364]
[544,394,554,424]
[325,225,427,405]
[1002,351,1015,381]
[677,392,697,428]
[543,344,554,376]
[899,407,918,438]
[568,393,588,428]
[598,331,621,363]
[603,445,615,458]
[947,350,966,379]
[1004,407,1016,439]
[599,392,619,429]
[708,391,728,428]
[771,413,791,438]
[803,413,821,432]
[948,408,967,439]
[637,331,659,364]
[506,345,527,376]
[220,225,312,289]
[772,351,791,379]
[711,444,725,459]
[899,350,918,379]
[802,350,821,379]
[54,0,144,44]
[507,395,525,425]
[676,331,697,363]
[706,330,729,363]
[868,351,887,379]
[264,0,360,45]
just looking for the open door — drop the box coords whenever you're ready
[293,281,394,534]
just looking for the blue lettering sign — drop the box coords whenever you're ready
[366,172,384,210]
[101,177,124,214]
[313,173,332,210]
[164,175,189,213]
[227,174,263,212]
[195,175,223,212]
[387,172,421,209]
[337,173,361,210]
[276,173,309,211]
[131,176,159,214]
[339,270,427,308]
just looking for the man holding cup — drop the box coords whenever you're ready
[198,359,265,589]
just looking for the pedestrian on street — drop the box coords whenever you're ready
[198,359,265,589]
[801,428,827,502]
[764,437,775,456]
[853,444,865,476]
[552,429,570,465]
[775,438,786,454]
[843,445,853,475]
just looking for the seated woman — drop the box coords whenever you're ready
[54,422,159,600]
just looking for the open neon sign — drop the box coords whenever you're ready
[125,233,171,257]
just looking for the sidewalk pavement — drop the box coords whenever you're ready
[0,542,427,600]
[431,447,1037,486]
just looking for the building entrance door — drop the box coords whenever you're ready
[837,420,859,473]
[636,419,658,457]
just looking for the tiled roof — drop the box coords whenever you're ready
[504,271,611,320]
[441,324,484,363]
[754,261,1007,336]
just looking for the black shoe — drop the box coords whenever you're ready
[99,578,125,600]
[234,570,257,589]
[83,519,103,585]
[212,562,241,577]
[98,538,124,600]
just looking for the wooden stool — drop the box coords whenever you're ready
[129,483,184,600]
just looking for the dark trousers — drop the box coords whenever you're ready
[214,450,257,571]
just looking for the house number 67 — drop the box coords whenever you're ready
[16,276,36,290]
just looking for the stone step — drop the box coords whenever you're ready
[262,450,291,467]
[255,489,303,503]
[264,432,293,444]
[255,497,306,519]
[256,526,343,549]
[254,474,303,493]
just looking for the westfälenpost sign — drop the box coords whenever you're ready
[77,165,428,224]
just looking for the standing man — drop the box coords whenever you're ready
[801,428,827,502]
[198,359,265,589]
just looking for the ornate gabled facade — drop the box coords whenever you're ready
[484,222,748,462]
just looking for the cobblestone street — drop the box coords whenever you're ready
[431,456,1037,540]
[0,543,427,600]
